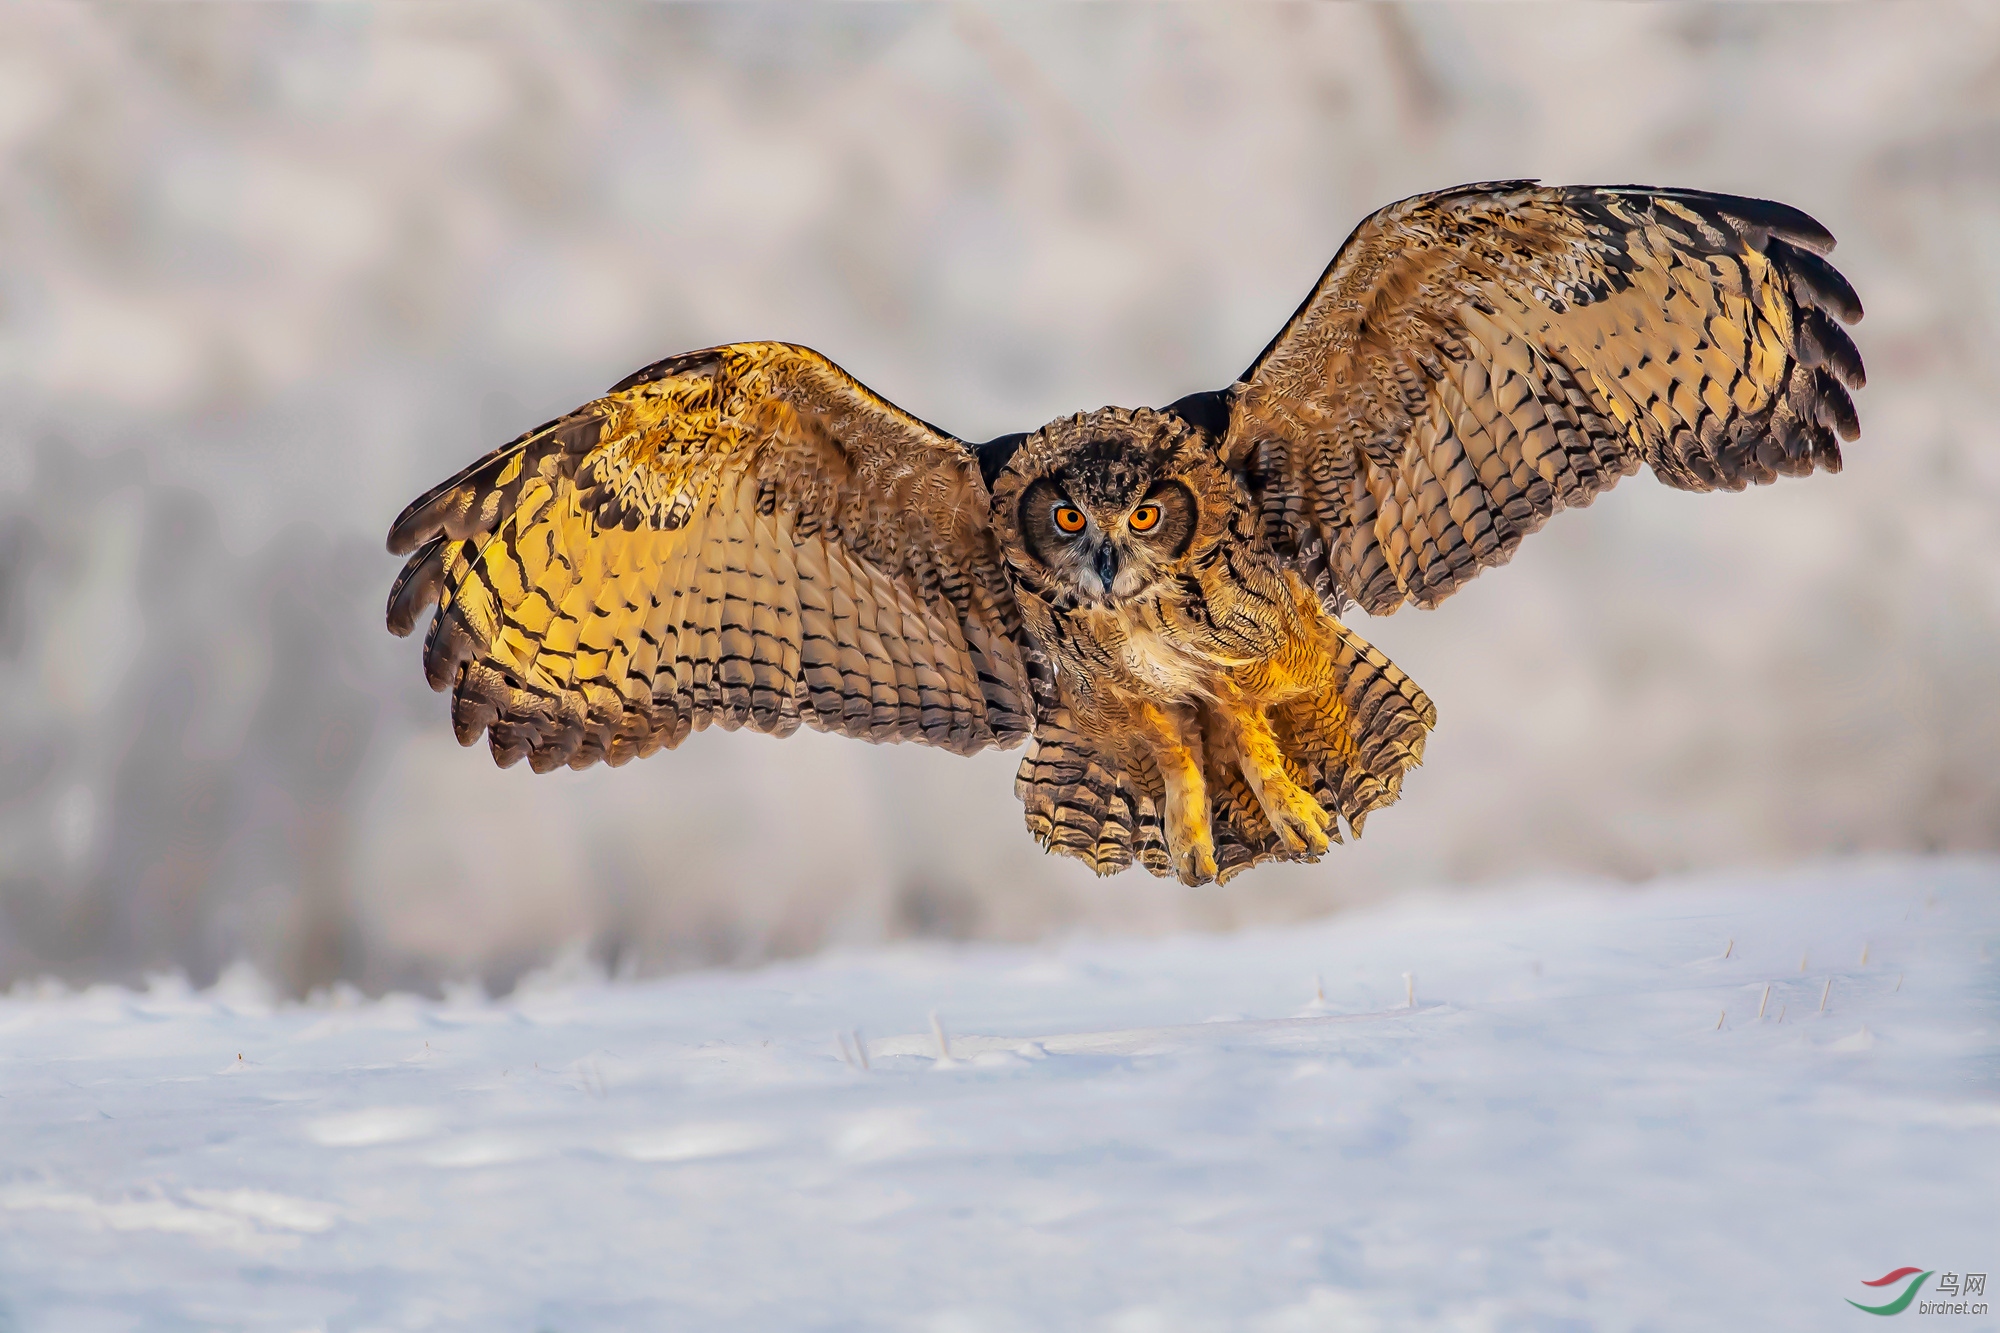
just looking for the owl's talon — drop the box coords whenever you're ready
[1174,838,1219,886]
[1214,705,1335,858]
[1263,782,1333,857]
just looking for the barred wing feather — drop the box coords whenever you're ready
[1229,182,1865,613]
[387,342,1034,772]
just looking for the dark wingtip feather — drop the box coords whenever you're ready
[1770,239,1864,324]
[421,608,478,693]
[1705,193,1836,254]
[387,454,494,555]
[1797,307,1868,390]
[1816,372,1861,442]
[385,535,448,636]
[387,485,451,556]
[388,411,601,555]
[1605,186,1839,258]
[1639,188,1837,253]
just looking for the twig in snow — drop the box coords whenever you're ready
[1799,950,1809,973]
[1313,973,1325,1006]
[1895,974,1903,993]
[1777,1004,1787,1023]
[1819,978,1832,1013]
[835,1031,856,1068]
[930,1010,952,1062]
[1758,984,1770,1020]
[1860,943,1869,966]
[1724,938,1734,959]
[1403,973,1415,1008]
[853,1029,870,1071]
[1715,1009,1726,1030]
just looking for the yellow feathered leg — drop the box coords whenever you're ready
[1135,701,1217,885]
[1211,699,1334,857]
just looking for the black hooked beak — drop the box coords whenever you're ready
[1093,541,1118,591]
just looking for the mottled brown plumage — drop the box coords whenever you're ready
[387,182,1863,884]
[387,344,1034,770]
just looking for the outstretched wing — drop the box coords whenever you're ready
[386,342,1034,772]
[1226,182,1866,614]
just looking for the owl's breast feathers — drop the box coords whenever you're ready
[1059,598,1248,704]
[1037,555,1294,698]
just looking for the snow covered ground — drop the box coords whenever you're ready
[3,859,1995,1332]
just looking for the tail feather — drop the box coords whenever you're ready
[1015,711,1171,878]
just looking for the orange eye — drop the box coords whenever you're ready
[1128,504,1161,533]
[1053,505,1086,534]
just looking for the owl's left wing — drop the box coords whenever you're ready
[1220,182,1865,614]
[386,342,1034,772]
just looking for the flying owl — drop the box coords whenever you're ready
[386,182,1863,885]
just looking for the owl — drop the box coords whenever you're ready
[387,182,1863,885]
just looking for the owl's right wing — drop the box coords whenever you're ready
[1221,182,1865,614]
[386,342,1035,772]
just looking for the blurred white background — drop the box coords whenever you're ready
[1,4,1995,995]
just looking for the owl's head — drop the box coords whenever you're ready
[988,407,1233,606]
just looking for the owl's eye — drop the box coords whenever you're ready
[1052,505,1087,535]
[1128,505,1161,533]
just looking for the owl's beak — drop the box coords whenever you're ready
[1093,541,1119,592]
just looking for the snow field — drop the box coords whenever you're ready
[2,859,1994,1331]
